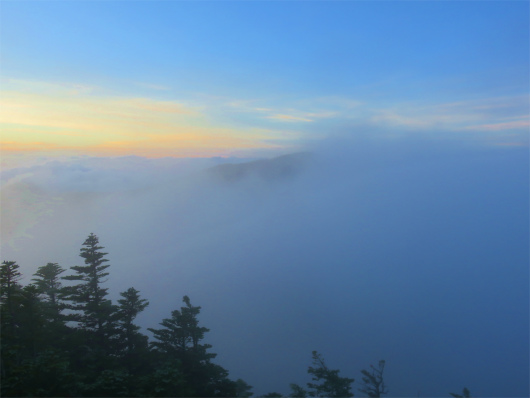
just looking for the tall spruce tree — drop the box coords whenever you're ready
[1,260,22,313]
[16,284,46,359]
[116,287,150,384]
[148,296,237,396]
[306,351,355,397]
[1,261,23,381]
[61,233,118,363]
[62,234,112,330]
[117,287,149,355]
[32,263,66,321]
[148,295,214,362]
[32,263,65,305]
[1,261,23,345]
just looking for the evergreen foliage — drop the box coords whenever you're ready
[1,234,478,397]
[289,383,308,397]
[32,262,65,307]
[307,351,355,397]
[148,295,237,396]
[450,387,472,398]
[0,260,22,317]
[1,234,246,397]
[148,295,214,360]
[62,233,113,333]
[359,360,388,397]
[116,287,150,372]
[59,234,119,380]
[32,262,66,325]
[1,260,24,382]
[235,378,254,397]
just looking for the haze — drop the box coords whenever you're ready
[1,1,528,397]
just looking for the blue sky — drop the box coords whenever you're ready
[3,2,527,94]
[1,1,528,165]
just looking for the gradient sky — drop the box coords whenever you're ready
[1,1,528,167]
[1,2,529,396]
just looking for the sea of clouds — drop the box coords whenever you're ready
[1,134,528,397]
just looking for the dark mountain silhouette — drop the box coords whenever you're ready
[206,152,313,182]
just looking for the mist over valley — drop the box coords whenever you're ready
[2,136,528,397]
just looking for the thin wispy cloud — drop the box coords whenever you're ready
[134,82,171,91]
[266,114,314,122]
[210,93,528,138]
[465,120,530,132]
[265,110,340,122]
[367,95,529,133]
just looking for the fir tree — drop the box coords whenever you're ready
[1,260,22,313]
[32,262,66,322]
[15,284,48,359]
[116,286,150,387]
[32,263,65,307]
[289,384,308,398]
[117,287,149,356]
[306,351,354,397]
[358,360,388,397]
[148,295,237,396]
[450,387,471,398]
[235,378,254,397]
[0,261,23,364]
[62,234,116,337]
[148,295,214,362]
[61,233,118,376]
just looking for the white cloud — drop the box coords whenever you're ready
[266,114,314,122]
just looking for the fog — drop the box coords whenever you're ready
[1,134,528,397]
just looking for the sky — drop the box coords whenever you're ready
[1,1,529,397]
[1,1,528,166]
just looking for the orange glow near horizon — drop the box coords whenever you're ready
[2,79,528,168]
[0,81,284,162]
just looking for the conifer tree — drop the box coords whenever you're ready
[306,351,354,397]
[1,261,23,382]
[62,234,114,334]
[61,233,118,373]
[32,263,65,306]
[148,295,215,362]
[450,387,471,398]
[116,286,150,385]
[289,384,308,397]
[1,261,23,346]
[148,296,237,396]
[358,360,388,397]
[32,262,66,321]
[17,284,46,358]
[117,287,149,355]
[235,378,254,397]
[1,261,22,311]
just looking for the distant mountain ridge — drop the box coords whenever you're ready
[206,152,313,182]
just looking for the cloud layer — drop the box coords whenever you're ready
[1,136,528,396]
